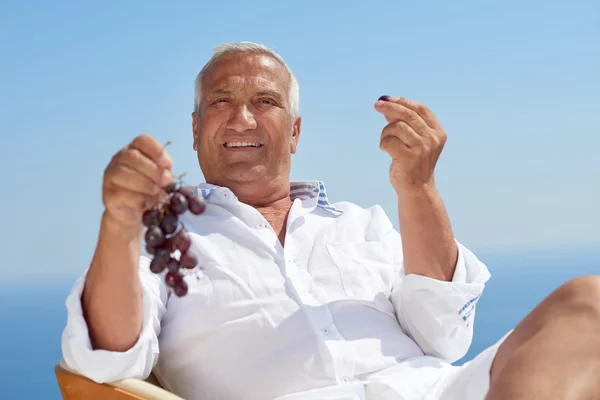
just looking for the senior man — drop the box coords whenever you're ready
[62,42,600,400]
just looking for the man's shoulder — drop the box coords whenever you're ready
[290,180,393,225]
[320,200,391,224]
[313,200,397,242]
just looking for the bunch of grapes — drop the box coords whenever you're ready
[142,181,206,297]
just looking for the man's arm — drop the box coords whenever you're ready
[61,134,172,382]
[82,214,146,352]
[375,95,459,282]
[396,183,457,281]
[83,134,172,351]
[376,96,490,362]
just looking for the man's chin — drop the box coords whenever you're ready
[221,164,268,183]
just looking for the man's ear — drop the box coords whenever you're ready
[290,116,302,154]
[192,112,199,151]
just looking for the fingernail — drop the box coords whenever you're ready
[158,153,172,169]
[378,95,391,102]
[162,169,173,185]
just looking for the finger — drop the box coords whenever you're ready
[391,97,439,129]
[103,185,156,211]
[130,134,173,170]
[380,135,410,159]
[109,164,162,196]
[118,147,173,187]
[375,96,438,130]
[380,121,422,148]
[374,99,429,134]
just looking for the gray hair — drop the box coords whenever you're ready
[194,41,300,117]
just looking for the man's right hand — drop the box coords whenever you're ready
[102,134,173,235]
[83,133,172,352]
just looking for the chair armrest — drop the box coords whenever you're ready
[55,359,184,400]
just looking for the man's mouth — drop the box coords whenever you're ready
[223,141,263,148]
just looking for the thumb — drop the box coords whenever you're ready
[374,95,398,124]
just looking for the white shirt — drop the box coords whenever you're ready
[61,181,491,400]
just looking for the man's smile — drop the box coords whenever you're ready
[223,141,263,149]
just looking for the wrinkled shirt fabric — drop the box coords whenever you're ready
[62,181,491,400]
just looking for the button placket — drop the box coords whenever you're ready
[313,311,357,384]
[284,250,317,304]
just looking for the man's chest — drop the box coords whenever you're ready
[168,207,396,308]
[153,204,404,396]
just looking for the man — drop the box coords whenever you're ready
[62,42,600,400]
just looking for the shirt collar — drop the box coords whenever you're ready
[193,180,343,215]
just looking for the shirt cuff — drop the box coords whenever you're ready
[61,267,164,383]
[392,242,491,362]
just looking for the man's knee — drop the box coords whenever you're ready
[550,275,600,319]
[489,275,600,385]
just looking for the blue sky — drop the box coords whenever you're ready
[1,0,598,281]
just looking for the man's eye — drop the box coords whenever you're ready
[260,98,275,105]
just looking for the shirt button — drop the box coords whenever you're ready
[323,326,335,336]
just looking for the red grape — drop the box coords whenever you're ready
[188,196,206,215]
[143,178,202,297]
[142,208,161,227]
[162,237,173,252]
[180,252,197,269]
[176,187,194,198]
[149,248,170,273]
[160,214,178,234]
[145,226,165,248]
[150,257,166,273]
[165,182,177,194]
[145,242,158,255]
[173,280,188,297]
[173,230,191,253]
[169,193,188,215]
[154,248,170,263]
[177,187,206,215]
[165,271,182,288]
[166,258,180,273]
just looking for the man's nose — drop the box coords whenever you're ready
[227,104,257,132]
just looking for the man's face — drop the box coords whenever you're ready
[192,53,301,187]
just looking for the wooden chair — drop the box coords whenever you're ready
[54,359,184,400]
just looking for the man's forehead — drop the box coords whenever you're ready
[203,53,288,91]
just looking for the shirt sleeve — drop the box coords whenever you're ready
[60,249,169,383]
[390,241,491,363]
[367,205,491,364]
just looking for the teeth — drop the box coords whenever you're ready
[225,142,261,148]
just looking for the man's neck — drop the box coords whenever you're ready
[206,179,293,246]
[254,196,293,246]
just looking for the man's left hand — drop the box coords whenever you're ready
[375,96,447,192]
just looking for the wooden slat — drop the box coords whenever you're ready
[55,364,146,400]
